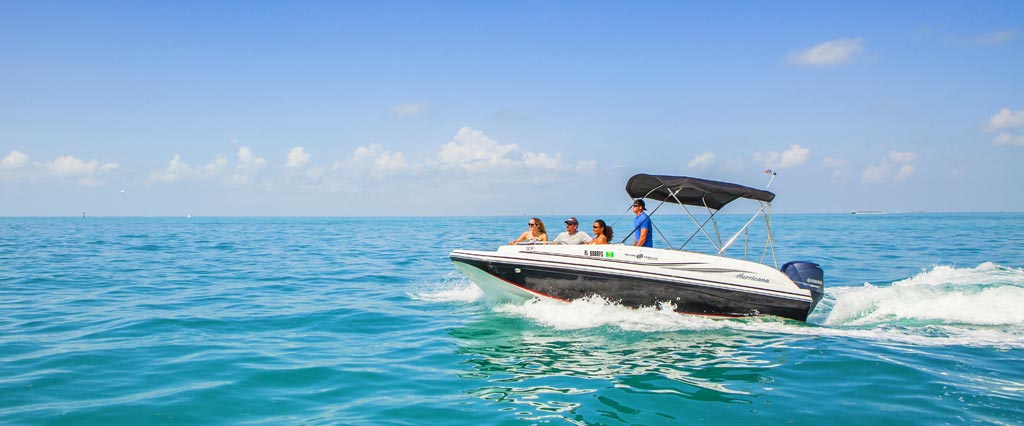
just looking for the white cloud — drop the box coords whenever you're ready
[151,150,264,185]
[862,162,889,183]
[994,132,1024,146]
[985,108,1024,132]
[34,155,119,186]
[151,154,195,183]
[821,156,847,180]
[230,146,267,184]
[788,37,864,66]
[431,127,595,175]
[303,165,326,181]
[975,29,1018,45]
[1,150,29,169]
[390,101,430,118]
[350,145,376,163]
[333,144,410,178]
[862,150,918,183]
[203,155,229,175]
[285,146,310,169]
[46,155,98,176]
[374,150,408,175]
[754,144,810,169]
[780,145,811,167]
[523,152,561,170]
[575,160,597,173]
[236,146,266,172]
[687,152,716,170]
[822,156,846,168]
[894,164,915,181]
[888,151,917,163]
[436,127,519,172]
[30,154,119,186]
[145,128,595,193]
[982,107,1024,147]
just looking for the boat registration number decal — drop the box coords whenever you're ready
[585,250,613,258]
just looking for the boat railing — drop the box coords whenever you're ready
[621,186,778,269]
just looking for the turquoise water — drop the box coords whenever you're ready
[2,214,1023,424]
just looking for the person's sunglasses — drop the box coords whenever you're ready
[593,225,602,228]
[632,204,641,208]
[528,223,537,227]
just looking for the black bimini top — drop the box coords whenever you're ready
[626,174,775,210]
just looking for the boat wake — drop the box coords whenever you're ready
[824,262,1024,327]
[494,295,727,332]
[420,262,1024,349]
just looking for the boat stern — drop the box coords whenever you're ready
[781,261,825,312]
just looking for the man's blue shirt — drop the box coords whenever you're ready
[634,212,653,247]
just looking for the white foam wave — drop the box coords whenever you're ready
[891,261,1023,288]
[437,262,1024,348]
[739,320,1024,350]
[825,262,1024,326]
[488,294,1024,349]
[410,274,483,303]
[494,295,727,332]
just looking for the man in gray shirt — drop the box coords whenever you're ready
[552,217,592,244]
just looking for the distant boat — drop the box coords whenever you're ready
[851,210,886,215]
[187,213,192,218]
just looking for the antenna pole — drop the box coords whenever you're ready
[764,168,777,188]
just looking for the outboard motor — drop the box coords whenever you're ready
[781,261,825,311]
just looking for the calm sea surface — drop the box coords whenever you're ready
[1,214,1022,425]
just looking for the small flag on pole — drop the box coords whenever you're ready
[764,168,777,188]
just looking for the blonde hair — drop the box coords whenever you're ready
[531,217,547,235]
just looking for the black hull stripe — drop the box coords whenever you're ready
[471,261,747,318]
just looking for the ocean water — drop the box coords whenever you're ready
[1,213,1022,425]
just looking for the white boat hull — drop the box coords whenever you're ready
[450,244,821,321]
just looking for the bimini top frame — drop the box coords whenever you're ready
[623,174,779,267]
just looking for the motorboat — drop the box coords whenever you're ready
[449,174,825,322]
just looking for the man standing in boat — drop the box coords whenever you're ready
[632,199,653,247]
[552,217,591,245]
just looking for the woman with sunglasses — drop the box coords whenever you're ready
[510,217,548,245]
[588,219,613,245]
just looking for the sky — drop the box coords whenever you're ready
[1,1,1022,216]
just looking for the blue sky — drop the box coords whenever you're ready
[2,1,1022,216]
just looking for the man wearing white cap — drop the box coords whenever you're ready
[552,217,592,245]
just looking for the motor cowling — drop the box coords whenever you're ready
[781,261,824,311]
